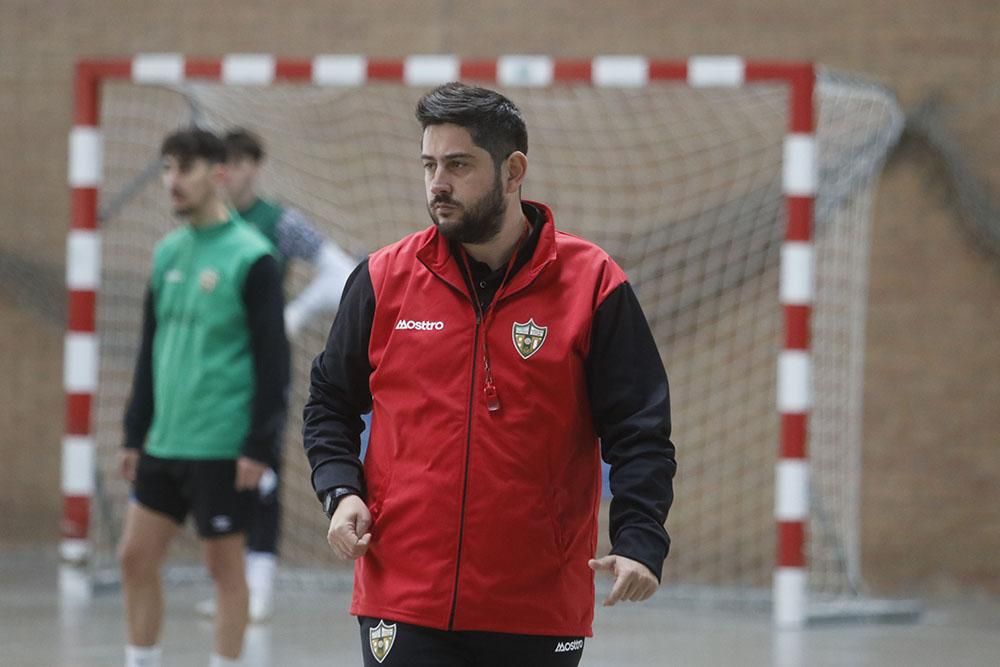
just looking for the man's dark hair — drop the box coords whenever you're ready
[223,127,265,162]
[415,82,528,168]
[160,127,227,168]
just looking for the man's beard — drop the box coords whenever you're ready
[171,187,209,219]
[427,175,506,245]
[171,201,194,218]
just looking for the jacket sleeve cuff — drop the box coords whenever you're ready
[311,462,366,502]
[609,525,670,582]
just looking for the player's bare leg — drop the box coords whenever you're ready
[202,533,250,659]
[118,502,179,649]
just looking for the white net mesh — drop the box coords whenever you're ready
[89,70,903,606]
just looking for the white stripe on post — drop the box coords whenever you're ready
[592,56,649,87]
[132,53,185,83]
[783,134,817,196]
[66,230,101,290]
[774,567,807,629]
[61,436,96,495]
[778,350,811,413]
[773,626,804,667]
[688,56,745,87]
[58,564,93,602]
[68,127,103,188]
[63,333,99,393]
[222,54,276,85]
[780,242,814,306]
[497,55,554,87]
[404,55,460,86]
[312,55,367,86]
[60,539,90,564]
[775,460,809,521]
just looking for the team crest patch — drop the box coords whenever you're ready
[369,620,396,663]
[198,269,219,292]
[512,318,548,359]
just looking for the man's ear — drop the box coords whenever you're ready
[504,151,528,194]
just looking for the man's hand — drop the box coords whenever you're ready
[118,449,140,483]
[327,494,372,561]
[235,456,267,491]
[588,555,659,606]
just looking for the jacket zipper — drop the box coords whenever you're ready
[448,301,482,630]
[444,228,534,629]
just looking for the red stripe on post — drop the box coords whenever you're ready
[784,304,810,349]
[743,61,809,82]
[777,520,806,567]
[367,60,405,81]
[71,188,99,230]
[780,413,808,459]
[553,60,592,82]
[744,61,797,81]
[68,290,97,332]
[786,196,813,242]
[788,64,815,134]
[185,59,223,79]
[648,61,687,81]
[460,60,498,82]
[65,393,92,436]
[275,60,312,81]
[62,495,90,540]
[74,63,100,126]
[744,62,814,133]
[74,61,131,125]
[85,60,133,79]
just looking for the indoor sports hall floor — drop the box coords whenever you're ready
[2,548,998,666]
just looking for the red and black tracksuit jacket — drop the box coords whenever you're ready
[304,201,676,637]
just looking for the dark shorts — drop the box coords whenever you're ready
[133,453,253,538]
[358,617,585,667]
[246,465,281,554]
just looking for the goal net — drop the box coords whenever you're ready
[82,59,903,616]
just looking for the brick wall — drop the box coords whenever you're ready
[1,0,997,595]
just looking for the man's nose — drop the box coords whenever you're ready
[428,169,451,196]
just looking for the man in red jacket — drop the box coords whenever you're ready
[304,82,676,667]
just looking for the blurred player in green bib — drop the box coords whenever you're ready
[118,126,290,667]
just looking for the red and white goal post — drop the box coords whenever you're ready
[62,54,911,627]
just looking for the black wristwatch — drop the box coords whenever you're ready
[323,486,359,519]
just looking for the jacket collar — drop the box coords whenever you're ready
[416,200,558,301]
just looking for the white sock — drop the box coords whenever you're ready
[245,551,276,596]
[209,653,241,667]
[125,644,161,667]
